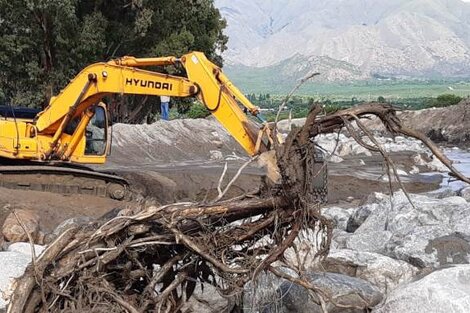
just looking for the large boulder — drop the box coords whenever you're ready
[373,265,470,313]
[331,229,352,250]
[52,216,94,235]
[346,204,377,233]
[276,272,383,313]
[0,251,32,309]
[424,187,458,199]
[44,216,95,244]
[346,191,470,268]
[182,284,235,313]
[322,249,419,294]
[459,186,470,202]
[386,226,470,268]
[7,242,45,258]
[346,230,393,254]
[2,210,41,243]
[246,271,383,313]
[346,193,384,232]
[322,206,357,231]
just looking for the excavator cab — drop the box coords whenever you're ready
[84,105,108,156]
[64,102,110,164]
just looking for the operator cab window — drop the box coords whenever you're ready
[85,106,107,155]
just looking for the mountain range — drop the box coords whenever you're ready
[215,0,470,82]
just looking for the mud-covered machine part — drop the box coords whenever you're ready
[0,163,130,200]
[311,147,328,204]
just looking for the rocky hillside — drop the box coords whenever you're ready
[368,101,470,146]
[396,101,470,145]
[216,0,470,80]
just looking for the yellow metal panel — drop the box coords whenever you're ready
[35,64,198,132]
[182,52,260,156]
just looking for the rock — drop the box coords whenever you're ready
[211,140,224,148]
[243,267,296,313]
[426,156,448,172]
[389,229,470,268]
[0,251,32,309]
[209,150,224,160]
[373,265,470,313]
[314,133,427,160]
[445,196,468,205]
[7,242,45,257]
[459,186,470,202]
[346,230,393,254]
[395,169,408,176]
[337,141,353,157]
[413,153,448,172]
[348,191,470,267]
[182,283,234,312]
[245,269,382,313]
[425,187,457,199]
[2,210,40,243]
[323,249,419,294]
[270,272,383,313]
[53,216,94,236]
[351,144,373,157]
[328,155,344,163]
[45,216,95,244]
[409,165,420,174]
[346,203,379,233]
[331,229,352,250]
[322,206,357,231]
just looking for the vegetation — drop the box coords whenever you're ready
[428,94,463,108]
[0,0,227,122]
[246,92,467,122]
[184,101,211,119]
[228,66,470,121]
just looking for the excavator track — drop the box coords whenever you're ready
[0,163,130,200]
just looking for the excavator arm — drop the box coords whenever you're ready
[33,52,271,162]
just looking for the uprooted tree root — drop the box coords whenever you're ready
[7,103,470,313]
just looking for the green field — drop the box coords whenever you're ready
[225,60,470,102]
[228,77,470,102]
[238,80,470,122]
[291,81,470,102]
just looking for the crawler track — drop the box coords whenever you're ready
[0,163,130,200]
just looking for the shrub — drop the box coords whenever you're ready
[185,102,210,119]
[430,94,463,108]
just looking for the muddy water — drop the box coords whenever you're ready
[100,151,442,205]
[437,148,470,191]
[102,120,457,204]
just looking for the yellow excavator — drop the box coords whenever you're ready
[0,51,326,200]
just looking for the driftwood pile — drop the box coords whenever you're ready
[7,103,469,313]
